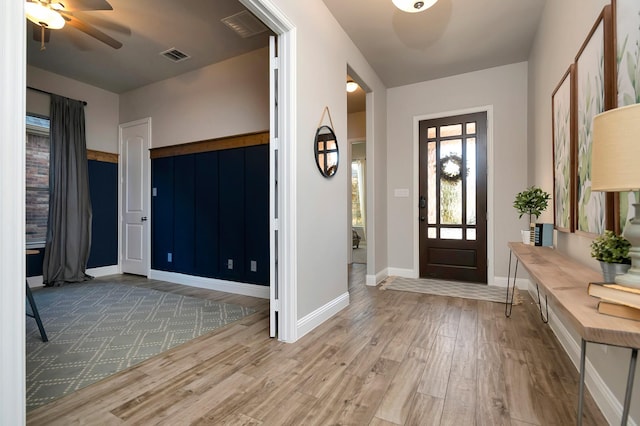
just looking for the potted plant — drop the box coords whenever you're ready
[590,230,631,282]
[513,186,551,244]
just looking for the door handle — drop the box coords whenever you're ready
[419,196,426,209]
[141,216,148,222]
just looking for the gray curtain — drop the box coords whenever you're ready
[43,95,93,286]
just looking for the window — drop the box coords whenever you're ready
[26,115,50,247]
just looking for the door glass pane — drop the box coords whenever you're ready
[428,227,436,239]
[466,138,476,225]
[427,142,436,224]
[441,228,463,240]
[440,124,462,137]
[440,139,462,224]
[467,228,476,240]
[427,127,436,139]
[466,122,476,135]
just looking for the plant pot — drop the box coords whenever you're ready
[521,230,531,244]
[599,261,631,283]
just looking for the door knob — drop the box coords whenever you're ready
[141,216,148,222]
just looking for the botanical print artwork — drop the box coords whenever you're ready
[616,0,640,231]
[576,19,606,235]
[552,69,572,231]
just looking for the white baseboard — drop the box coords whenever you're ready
[148,269,269,299]
[27,264,120,288]
[493,275,530,289]
[297,292,349,339]
[525,282,638,426]
[366,268,389,286]
[387,267,418,279]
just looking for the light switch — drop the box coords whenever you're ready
[153,187,157,197]
[227,259,233,269]
[250,260,257,272]
[394,188,409,198]
[167,252,172,262]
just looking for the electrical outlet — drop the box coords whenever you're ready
[167,252,172,262]
[227,259,233,269]
[152,187,157,197]
[250,260,257,272]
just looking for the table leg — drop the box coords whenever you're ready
[621,348,637,425]
[26,282,48,342]
[577,338,586,426]
[505,250,519,318]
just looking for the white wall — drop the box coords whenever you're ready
[387,62,528,280]
[528,0,640,423]
[27,65,119,153]
[119,47,270,146]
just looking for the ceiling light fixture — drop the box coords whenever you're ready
[392,0,438,13]
[25,1,65,29]
[346,80,359,93]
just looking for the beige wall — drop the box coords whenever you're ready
[348,111,366,141]
[119,47,270,147]
[387,62,528,280]
[26,65,119,153]
[528,0,639,422]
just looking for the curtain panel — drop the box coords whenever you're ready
[43,95,93,286]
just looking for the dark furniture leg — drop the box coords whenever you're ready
[26,282,48,342]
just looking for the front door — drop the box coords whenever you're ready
[120,118,151,276]
[419,112,487,283]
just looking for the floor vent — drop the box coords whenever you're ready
[160,48,191,63]
[221,10,267,38]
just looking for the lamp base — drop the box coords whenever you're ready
[615,203,640,288]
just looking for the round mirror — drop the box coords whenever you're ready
[314,125,339,177]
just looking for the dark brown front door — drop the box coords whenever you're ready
[419,112,487,283]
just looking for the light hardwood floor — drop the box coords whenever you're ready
[27,264,606,425]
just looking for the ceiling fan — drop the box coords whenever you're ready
[25,0,123,50]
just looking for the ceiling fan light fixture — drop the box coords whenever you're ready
[25,1,65,29]
[392,0,438,13]
[346,80,359,93]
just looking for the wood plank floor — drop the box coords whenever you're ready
[27,264,606,425]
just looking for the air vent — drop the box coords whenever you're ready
[221,10,268,38]
[160,48,191,63]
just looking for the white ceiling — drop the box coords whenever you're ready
[323,0,546,88]
[27,0,546,101]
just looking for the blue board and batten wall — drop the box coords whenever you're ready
[28,136,269,287]
[151,143,269,286]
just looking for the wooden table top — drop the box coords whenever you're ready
[509,242,640,349]
[26,249,40,255]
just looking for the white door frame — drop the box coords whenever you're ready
[240,0,297,342]
[119,117,152,276]
[412,105,494,284]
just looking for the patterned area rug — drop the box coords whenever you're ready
[380,276,522,304]
[26,282,254,411]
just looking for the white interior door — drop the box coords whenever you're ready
[269,35,279,337]
[120,118,151,276]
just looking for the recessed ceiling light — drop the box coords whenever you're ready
[392,0,438,13]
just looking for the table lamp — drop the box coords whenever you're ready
[592,103,640,287]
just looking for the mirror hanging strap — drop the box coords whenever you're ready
[317,106,335,130]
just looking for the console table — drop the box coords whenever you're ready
[505,242,640,426]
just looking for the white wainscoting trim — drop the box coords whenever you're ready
[387,267,418,279]
[526,281,637,426]
[297,292,349,339]
[493,275,530,289]
[149,269,270,299]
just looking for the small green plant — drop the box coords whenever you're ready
[513,186,551,223]
[590,230,631,264]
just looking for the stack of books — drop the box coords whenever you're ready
[588,283,640,321]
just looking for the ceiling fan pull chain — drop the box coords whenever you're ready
[40,25,46,51]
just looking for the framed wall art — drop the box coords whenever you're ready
[551,65,575,233]
[574,5,615,236]
[612,0,640,234]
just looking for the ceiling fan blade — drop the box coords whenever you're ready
[62,13,122,49]
[52,0,112,12]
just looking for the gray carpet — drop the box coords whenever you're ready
[26,281,254,411]
[380,276,521,304]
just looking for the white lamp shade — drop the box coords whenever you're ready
[592,103,640,192]
[392,0,438,13]
[25,1,65,29]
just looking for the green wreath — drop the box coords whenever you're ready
[439,154,468,183]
